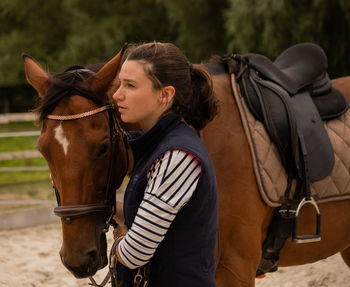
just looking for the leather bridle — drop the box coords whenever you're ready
[49,95,129,232]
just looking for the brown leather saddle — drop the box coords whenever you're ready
[232,43,348,275]
[237,43,348,184]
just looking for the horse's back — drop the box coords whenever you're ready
[332,76,350,98]
[203,68,350,284]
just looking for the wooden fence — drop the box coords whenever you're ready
[0,112,37,124]
[0,112,48,186]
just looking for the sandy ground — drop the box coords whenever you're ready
[0,222,349,287]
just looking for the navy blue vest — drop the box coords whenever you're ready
[118,114,218,287]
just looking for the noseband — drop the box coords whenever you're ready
[49,97,128,232]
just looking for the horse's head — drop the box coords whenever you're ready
[23,45,129,278]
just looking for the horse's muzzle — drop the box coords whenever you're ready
[60,247,107,278]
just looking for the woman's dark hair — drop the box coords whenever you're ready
[125,42,218,130]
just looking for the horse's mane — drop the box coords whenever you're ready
[204,55,229,76]
[35,63,106,123]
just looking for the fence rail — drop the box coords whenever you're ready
[0,131,40,138]
[0,179,50,188]
[0,150,41,161]
[0,112,37,124]
[0,166,48,172]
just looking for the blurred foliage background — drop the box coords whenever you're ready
[1,0,350,112]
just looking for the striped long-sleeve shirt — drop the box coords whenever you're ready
[118,149,202,269]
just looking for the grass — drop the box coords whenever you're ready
[0,170,50,184]
[0,180,54,201]
[0,121,40,152]
[0,157,46,168]
[0,121,40,132]
[0,136,39,152]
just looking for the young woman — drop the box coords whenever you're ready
[112,42,218,287]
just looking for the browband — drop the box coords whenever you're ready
[47,105,112,121]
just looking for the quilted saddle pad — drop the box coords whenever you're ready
[231,74,350,207]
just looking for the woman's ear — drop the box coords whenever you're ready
[160,86,175,105]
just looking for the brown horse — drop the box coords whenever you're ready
[23,46,350,286]
[23,47,132,279]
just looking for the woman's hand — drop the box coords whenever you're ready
[113,224,129,241]
[113,223,129,266]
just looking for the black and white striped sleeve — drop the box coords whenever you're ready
[117,149,202,269]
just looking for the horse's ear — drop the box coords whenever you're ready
[22,54,49,98]
[88,43,128,97]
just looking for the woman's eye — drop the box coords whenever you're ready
[126,83,135,88]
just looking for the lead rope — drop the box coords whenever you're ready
[88,239,119,287]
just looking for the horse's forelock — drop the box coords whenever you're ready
[35,65,103,123]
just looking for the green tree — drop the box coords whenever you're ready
[225,0,350,77]
[0,0,72,112]
[0,0,71,86]
[2,0,349,113]
[58,0,175,66]
[0,0,176,112]
[159,0,228,62]
[0,0,175,86]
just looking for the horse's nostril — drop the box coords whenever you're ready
[87,249,98,263]
[63,249,100,278]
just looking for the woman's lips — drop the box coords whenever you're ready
[118,105,126,112]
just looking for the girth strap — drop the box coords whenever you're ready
[256,206,295,276]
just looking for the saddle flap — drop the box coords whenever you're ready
[239,68,336,182]
[291,91,335,181]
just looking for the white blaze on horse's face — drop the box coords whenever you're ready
[54,123,69,156]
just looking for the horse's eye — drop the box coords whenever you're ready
[97,142,109,157]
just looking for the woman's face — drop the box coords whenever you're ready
[113,60,167,132]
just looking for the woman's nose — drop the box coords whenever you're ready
[113,87,124,102]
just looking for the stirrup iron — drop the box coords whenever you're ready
[293,197,321,243]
